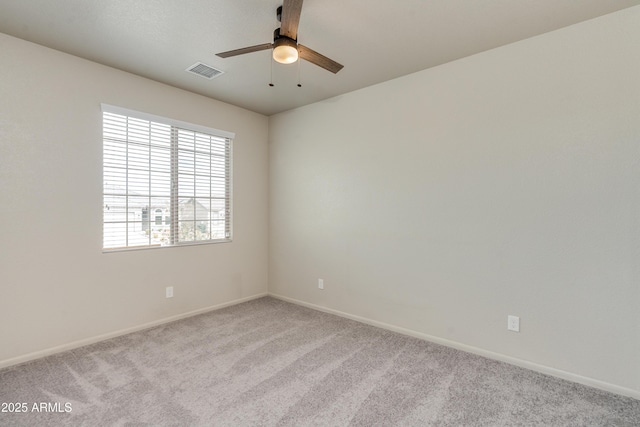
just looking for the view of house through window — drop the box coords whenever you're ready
[102,105,233,250]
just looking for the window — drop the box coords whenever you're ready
[102,105,233,250]
[155,209,163,226]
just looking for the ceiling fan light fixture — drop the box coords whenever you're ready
[216,1,343,74]
[273,37,299,64]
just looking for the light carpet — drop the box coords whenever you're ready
[1,297,638,426]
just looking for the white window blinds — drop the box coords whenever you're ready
[102,105,233,250]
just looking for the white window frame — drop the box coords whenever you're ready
[102,104,234,251]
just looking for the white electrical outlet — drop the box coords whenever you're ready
[166,286,174,298]
[507,315,520,332]
[318,279,324,290]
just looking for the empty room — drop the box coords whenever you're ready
[1,0,639,425]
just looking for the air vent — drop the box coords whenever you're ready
[186,62,224,79]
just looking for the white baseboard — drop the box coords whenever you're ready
[0,293,268,370]
[268,293,640,401]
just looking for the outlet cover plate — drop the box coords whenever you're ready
[507,315,520,332]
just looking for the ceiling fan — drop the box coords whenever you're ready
[215,0,344,74]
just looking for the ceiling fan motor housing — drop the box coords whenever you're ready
[273,28,296,44]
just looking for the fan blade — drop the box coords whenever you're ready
[280,0,303,40]
[298,44,344,74]
[216,43,273,58]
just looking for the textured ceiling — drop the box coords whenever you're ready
[1,0,638,115]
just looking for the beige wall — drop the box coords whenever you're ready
[0,34,269,363]
[269,7,640,395]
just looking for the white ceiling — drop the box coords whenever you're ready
[1,0,638,116]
